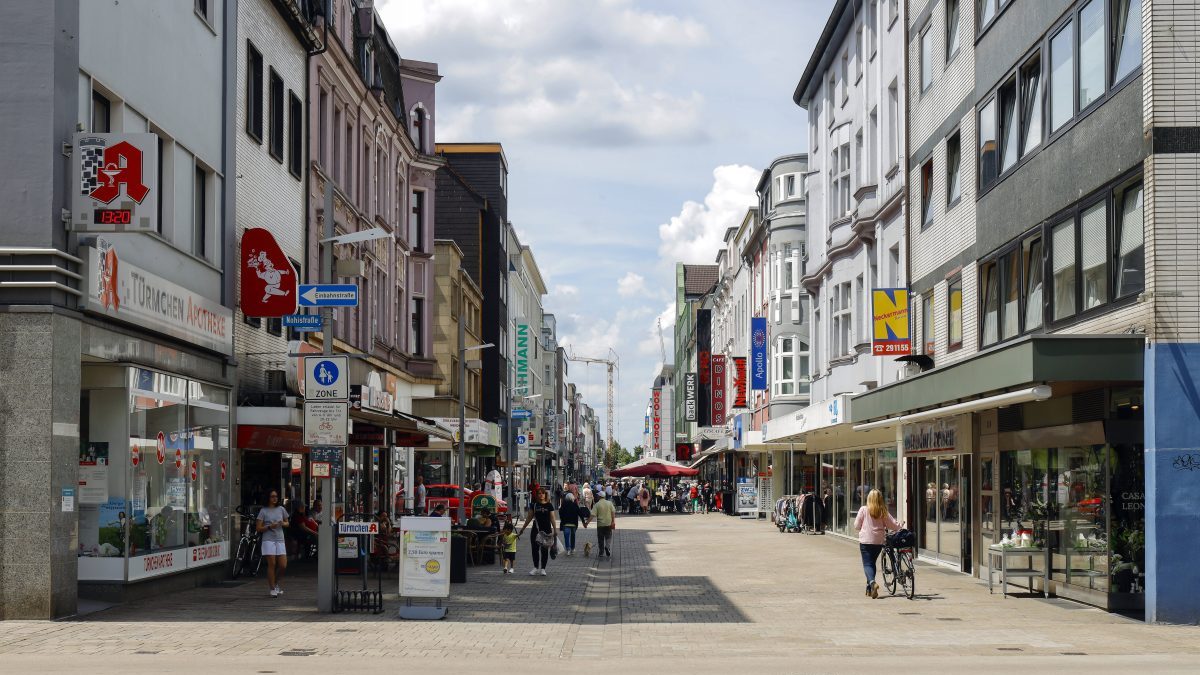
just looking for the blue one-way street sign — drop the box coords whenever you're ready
[283,314,323,330]
[512,408,533,420]
[298,284,359,307]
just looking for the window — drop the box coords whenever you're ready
[775,337,796,396]
[266,317,282,337]
[193,166,207,258]
[91,91,110,133]
[318,90,328,166]
[411,190,425,251]
[887,81,899,169]
[998,77,1018,173]
[1051,219,1077,321]
[1001,251,1020,340]
[812,101,821,151]
[1023,236,1044,330]
[782,244,795,289]
[920,24,934,92]
[841,52,849,105]
[1049,21,1074,132]
[829,74,837,114]
[946,0,960,60]
[920,159,934,227]
[980,262,1000,346]
[868,108,878,182]
[888,0,898,27]
[855,27,864,80]
[840,143,851,214]
[1078,0,1105,110]
[1113,180,1144,298]
[946,131,962,205]
[922,293,934,354]
[332,108,342,182]
[1080,200,1108,310]
[411,107,426,152]
[867,1,877,56]
[978,98,997,189]
[195,0,214,26]
[948,276,963,350]
[268,70,284,161]
[411,297,424,357]
[288,92,302,178]
[855,130,864,185]
[1020,54,1043,155]
[833,282,853,356]
[243,314,261,329]
[246,43,263,142]
[1112,0,1142,84]
[979,0,996,27]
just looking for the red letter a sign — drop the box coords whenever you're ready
[240,228,298,318]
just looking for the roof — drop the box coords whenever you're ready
[682,264,719,297]
[793,0,852,107]
[435,143,508,169]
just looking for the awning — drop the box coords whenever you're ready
[349,407,454,442]
[853,385,1052,431]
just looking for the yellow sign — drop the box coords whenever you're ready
[871,288,911,356]
[424,559,441,574]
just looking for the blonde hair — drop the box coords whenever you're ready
[867,489,886,519]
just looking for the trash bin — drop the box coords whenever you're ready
[450,534,468,583]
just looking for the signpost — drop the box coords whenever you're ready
[298,284,359,307]
[304,402,348,447]
[398,516,452,620]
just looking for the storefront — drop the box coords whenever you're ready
[901,415,972,571]
[76,241,235,593]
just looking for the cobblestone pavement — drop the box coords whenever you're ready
[3,513,1199,673]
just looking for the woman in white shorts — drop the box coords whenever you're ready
[256,491,290,597]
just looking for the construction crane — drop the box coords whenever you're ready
[566,348,619,455]
[656,317,667,364]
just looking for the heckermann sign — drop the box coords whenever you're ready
[516,323,531,394]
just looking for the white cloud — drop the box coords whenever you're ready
[617,272,646,297]
[657,164,760,264]
[552,284,579,300]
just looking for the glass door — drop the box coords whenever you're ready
[938,456,961,566]
[919,458,938,558]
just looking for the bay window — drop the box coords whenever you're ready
[775,337,796,396]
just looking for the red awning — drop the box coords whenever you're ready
[237,425,306,453]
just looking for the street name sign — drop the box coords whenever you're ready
[298,284,359,307]
[305,355,349,400]
[283,314,323,331]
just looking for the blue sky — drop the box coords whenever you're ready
[380,0,834,449]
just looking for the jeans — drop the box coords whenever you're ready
[597,525,613,555]
[562,525,577,551]
[860,543,884,586]
[530,534,549,569]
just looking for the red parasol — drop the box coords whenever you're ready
[610,458,699,478]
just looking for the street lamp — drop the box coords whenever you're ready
[458,327,494,525]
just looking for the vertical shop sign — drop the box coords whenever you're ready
[515,323,531,394]
[696,308,711,426]
[871,288,912,356]
[683,372,697,421]
[732,357,747,409]
[711,355,727,426]
[750,317,768,390]
[651,388,662,452]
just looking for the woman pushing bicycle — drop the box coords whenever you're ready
[853,489,903,599]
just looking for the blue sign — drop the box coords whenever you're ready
[283,314,323,330]
[313,360,340,387]
[750,317,768,391]
[511,408,533,420]
[298,284,359,307]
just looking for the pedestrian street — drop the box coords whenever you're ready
[2,512,1197,673]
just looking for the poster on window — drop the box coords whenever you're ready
[871,288,911,356]
[78,442,109,504]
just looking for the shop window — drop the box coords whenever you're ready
[1078,0,1105,111]
[1113,180,1144,299]
[1049,20,1074,132]
[1111,0,1142,84]
[947,275,963,351]
[1051,219,1077,321]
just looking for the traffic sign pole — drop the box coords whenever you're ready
[317,179,335,614]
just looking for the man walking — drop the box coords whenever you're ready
[592,490,616,558]
[415,475,427,515]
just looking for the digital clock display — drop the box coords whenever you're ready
[94,208,133,225]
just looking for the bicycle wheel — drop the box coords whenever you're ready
[881,548,897,595]
[250,540,263,577]
[231,538,247,579]
[899,549,916,599]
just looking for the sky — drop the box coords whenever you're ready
[379,0,834,451]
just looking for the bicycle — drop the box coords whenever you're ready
[881,529,916,599]
[231,505,263,579]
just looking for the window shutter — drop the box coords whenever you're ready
[1052,223,1074,273]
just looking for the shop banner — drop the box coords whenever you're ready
[515,323,531,395]
[78,442,109,505]
[750,317,768,390]
[711,354,727,426]
[651,388,662,451]
[696,309,711,426]
[399,516,451,599]
[239,228,298,318]
[732,357,747,409]
[871,288,911,356]
[683,372,697,421]
[73,132,159,232]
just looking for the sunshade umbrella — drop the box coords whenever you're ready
[610,459,699,478]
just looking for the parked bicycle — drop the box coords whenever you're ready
[881,528,916,599]
[231,504,263,579]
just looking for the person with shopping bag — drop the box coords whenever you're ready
[518,487,558,576]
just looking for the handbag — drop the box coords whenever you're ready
[535,531,553,549]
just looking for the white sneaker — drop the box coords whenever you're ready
[275,587,283,596]
[529,568,539,576]
[269,588,279,598]
[539,568,548,576]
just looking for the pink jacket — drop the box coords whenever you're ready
[853,506,901,545]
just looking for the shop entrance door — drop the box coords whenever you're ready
[911,454,969,570]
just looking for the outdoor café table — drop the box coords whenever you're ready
[988,544,1050,598]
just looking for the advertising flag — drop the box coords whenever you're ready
[732,357,747,409]
[683,373,697,421]
[696,309,712,426]
[750,317,768,390]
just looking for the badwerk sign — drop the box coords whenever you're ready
[83,240,233,354]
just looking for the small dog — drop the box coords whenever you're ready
[583,542,592,557]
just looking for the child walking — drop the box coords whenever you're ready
[501,522,519,574]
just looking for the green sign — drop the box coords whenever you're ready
[470,493,497,512]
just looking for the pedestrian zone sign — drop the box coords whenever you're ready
[305,355,348,400]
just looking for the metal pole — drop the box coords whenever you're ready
[317,179,334,613]
[457,308,467,525]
